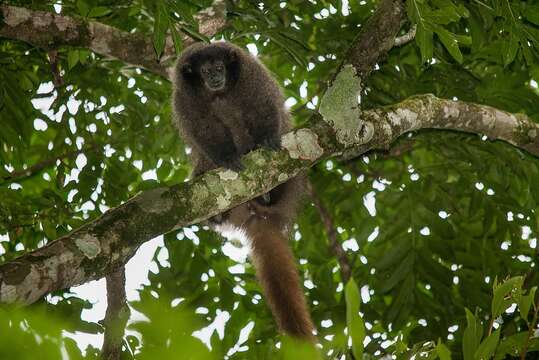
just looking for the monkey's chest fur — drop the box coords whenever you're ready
[209,96,256,154]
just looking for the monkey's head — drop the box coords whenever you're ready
[177,43,240,93]
[198,59,226,91]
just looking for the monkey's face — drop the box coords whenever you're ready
[198,60,226,92]
[178,45,239,93]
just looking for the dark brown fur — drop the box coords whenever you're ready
[172,42,315,341]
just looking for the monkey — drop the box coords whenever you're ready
[172,42,316,341]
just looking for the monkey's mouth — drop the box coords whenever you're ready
[207,80,225,91]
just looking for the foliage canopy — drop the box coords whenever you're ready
[0,0,538,359]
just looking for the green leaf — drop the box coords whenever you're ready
[42,220,57,240]
[170,24,183,55]
[407,0,433,62]
[503,31,519,66]
[434,26,463,63]
[430,0,469,23]
[128,3,141,16]
[525,5,539,25]
[67,50,79,70]
[168,1,196,26]
[18,72,34,91]
[76,0,90,17]
[87,7,112,18]
[266,32,308,67]
[463,308,483,360]
[454,33,472,46]
[281,337,321,360]
[345,278,365,360]
[179,25,209,43]
[436,340,451,360]
[492,276,523,318]
[78,49,90,65]
[380,251,415,293]
[518,286,537,323]
[375,236,411,270]
[416,25,434,63]
[153,2,170,58]
[474,329,500,360]
[494,332,529,360]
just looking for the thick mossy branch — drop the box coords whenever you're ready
[2,0,538,307]
[340,0,405,79]
[0,127,332,304]
[0,1,226,79]
[319,0,404,148]
[1,95,538,305]
[365,95,539,155]
[342,95,539,160]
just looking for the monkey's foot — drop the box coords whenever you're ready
[260,136,281,151]
[208,213,224,225]
[220,158,244,172]
[255,192,272,206]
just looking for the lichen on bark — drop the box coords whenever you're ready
[75,234,102,259]
[319,65,364,146]
[282,128,324,161]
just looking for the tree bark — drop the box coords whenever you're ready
[1,94,538,305]
[0,1,226,79]
[101,267,129,360]
[1,0,538,306]
[339,0,405,80]
[310,185,352,283]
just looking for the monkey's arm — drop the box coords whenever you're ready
[186,119,243,172]
[245,100,282,151]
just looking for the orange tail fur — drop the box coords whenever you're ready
[244,216,315,341]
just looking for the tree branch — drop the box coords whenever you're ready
[345,94,539,159]
[101,266,129,360]
[340,0,405,79]
[1,144,100,184]
[2,0,538,306]
[1,0,537,308]
[0,0,409,304]
[1,94,538,304]
[394,25,417,47]
[0,1,226,79]
[309,184,352,282]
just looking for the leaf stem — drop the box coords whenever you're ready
[487,317,495,337]
[520,300,539,360]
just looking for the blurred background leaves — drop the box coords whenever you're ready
[1,0,539,358]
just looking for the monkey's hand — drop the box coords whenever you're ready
[218,157,244,172]
[260,135,281,152]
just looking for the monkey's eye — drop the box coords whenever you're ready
[216,65,224,71]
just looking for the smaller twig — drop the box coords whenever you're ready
[520,299,539,360]
[309,182,352,282]
[101,266,130,360]
[336,0,406,80]
[393,25,417,47]
[47,50,64,87]
[1,144,100,185]
[3,155,64,183]
[472,0,494,11]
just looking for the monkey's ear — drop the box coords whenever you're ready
[228,49,239,64]
[181,63,193,76]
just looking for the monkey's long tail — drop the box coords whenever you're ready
[244,216,316,341]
